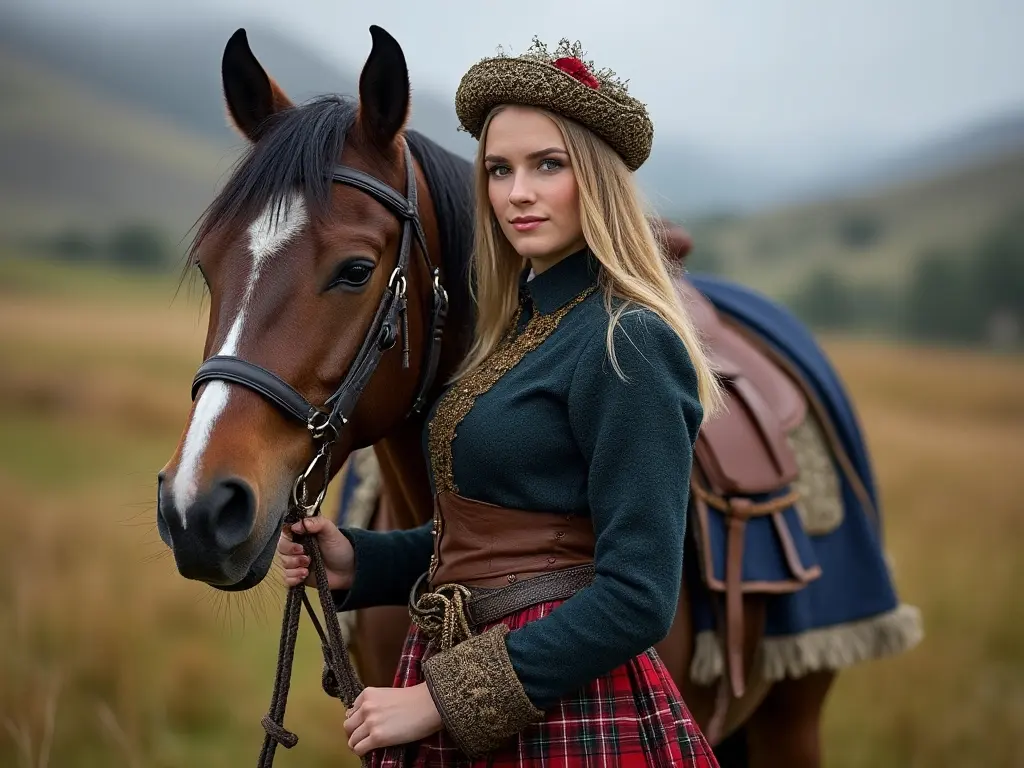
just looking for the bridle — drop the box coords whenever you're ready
[187,140,448,766]
[192,140,447,509]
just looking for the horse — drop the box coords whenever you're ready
[157,25,921,768]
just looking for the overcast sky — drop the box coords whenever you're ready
[22,0,1024,173]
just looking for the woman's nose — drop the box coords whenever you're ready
[508,175,536,206]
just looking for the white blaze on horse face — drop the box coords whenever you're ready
[172,194,308,524]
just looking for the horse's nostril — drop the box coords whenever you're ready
[209,478,257,552]
[156,473,173,545]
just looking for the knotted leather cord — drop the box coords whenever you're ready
[257,446,374,768]
[409,582,475,651]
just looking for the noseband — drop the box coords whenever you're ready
[184,140,448,766]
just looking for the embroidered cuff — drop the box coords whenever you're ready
[422,625,544,757]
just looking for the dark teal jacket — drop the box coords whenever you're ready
[335,247,703,709]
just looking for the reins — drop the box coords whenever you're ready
[258,441,370,767]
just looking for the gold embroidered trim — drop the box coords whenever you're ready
[426,287,596,579]
[422,624,545,757]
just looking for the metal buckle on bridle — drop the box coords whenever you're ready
[291,441,332,516]
[306,410,340,441]
[388,266,407,298]
[433,270,448,307]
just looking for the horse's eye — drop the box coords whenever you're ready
[328,259,376,291]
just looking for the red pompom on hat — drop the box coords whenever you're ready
[552,57,600,89]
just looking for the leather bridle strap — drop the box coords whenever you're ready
[190,139,447,439]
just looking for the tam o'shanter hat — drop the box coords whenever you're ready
[455,37,654,172]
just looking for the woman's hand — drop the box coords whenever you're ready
[276,516,355,591]
[343,683,443,756]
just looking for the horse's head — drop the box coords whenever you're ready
[157,26,446,590]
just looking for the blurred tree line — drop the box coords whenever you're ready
[791,210,1023,349]
[32,222,179,271]
[687,209,1024,350]
[21,211,1024,350]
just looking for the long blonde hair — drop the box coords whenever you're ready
[454,106,724,420]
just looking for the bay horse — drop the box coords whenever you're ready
[158,25,920,768]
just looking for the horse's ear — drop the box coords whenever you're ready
[222,28,293,141]
[357,26,410,148]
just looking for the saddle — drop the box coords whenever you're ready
[674,276,822,709]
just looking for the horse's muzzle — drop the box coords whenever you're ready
[156,472,260,586]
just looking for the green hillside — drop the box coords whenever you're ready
[0,46,239,242]
[687,148,1024,299]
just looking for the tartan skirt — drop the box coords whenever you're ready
[367,600,719,767]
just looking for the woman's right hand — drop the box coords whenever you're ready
[277,517,355,591]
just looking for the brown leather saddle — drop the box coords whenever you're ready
[673,269,821,708]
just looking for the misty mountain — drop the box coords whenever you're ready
[782,108,1024,206]
[0,9,478,158]
[3,5,1023,218]
[0,7,786,216]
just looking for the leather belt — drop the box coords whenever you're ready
[408,564,596,651]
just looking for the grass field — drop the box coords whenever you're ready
[1,254,1022,767]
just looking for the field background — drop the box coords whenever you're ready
[2,4,1023,766]
[2,254,1022,768]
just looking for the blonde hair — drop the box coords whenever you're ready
[454,106,724,420]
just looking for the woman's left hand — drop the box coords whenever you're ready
[343,683,444,756]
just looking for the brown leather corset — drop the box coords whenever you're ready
[428,491,596,589]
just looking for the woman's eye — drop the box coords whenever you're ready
[329,260,375,290]
[539,158,563,171]
[487,165,511,178]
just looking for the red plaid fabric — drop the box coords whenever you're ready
[368,600,719,767]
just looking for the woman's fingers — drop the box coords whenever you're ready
[282,568,308,587]
[343,704,364,736]
[278,554,310,570]
[290,516,334,537]
[347,721,371,751]
[276,533,304,556]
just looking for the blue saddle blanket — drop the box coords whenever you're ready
[686,274,902,640]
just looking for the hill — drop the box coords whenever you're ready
[0,8,783,217]
[0,45,235,240]
[2,5,1023,246]
[785,108,1024,205]
[687,147,1024,300]
[0,10,477,158]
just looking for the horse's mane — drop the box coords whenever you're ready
[405,129,475,353]
[188,96,358,262]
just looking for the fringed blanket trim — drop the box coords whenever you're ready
[337,448,382,645]
[689,603,923,685]
[344,447,382,530]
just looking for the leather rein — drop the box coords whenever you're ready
[188,140,448,766]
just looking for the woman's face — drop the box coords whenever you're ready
[484,106,586,272]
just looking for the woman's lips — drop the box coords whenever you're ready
[512,219,545,232]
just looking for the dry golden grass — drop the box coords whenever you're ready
[818,337,1024,767]
[1,257,1021,766]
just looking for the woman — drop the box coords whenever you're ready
[278,38,724,766]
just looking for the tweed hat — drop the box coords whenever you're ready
[455,37,654,172]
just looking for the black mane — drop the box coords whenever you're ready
[190,96,358,258]
[406,128,474,352]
